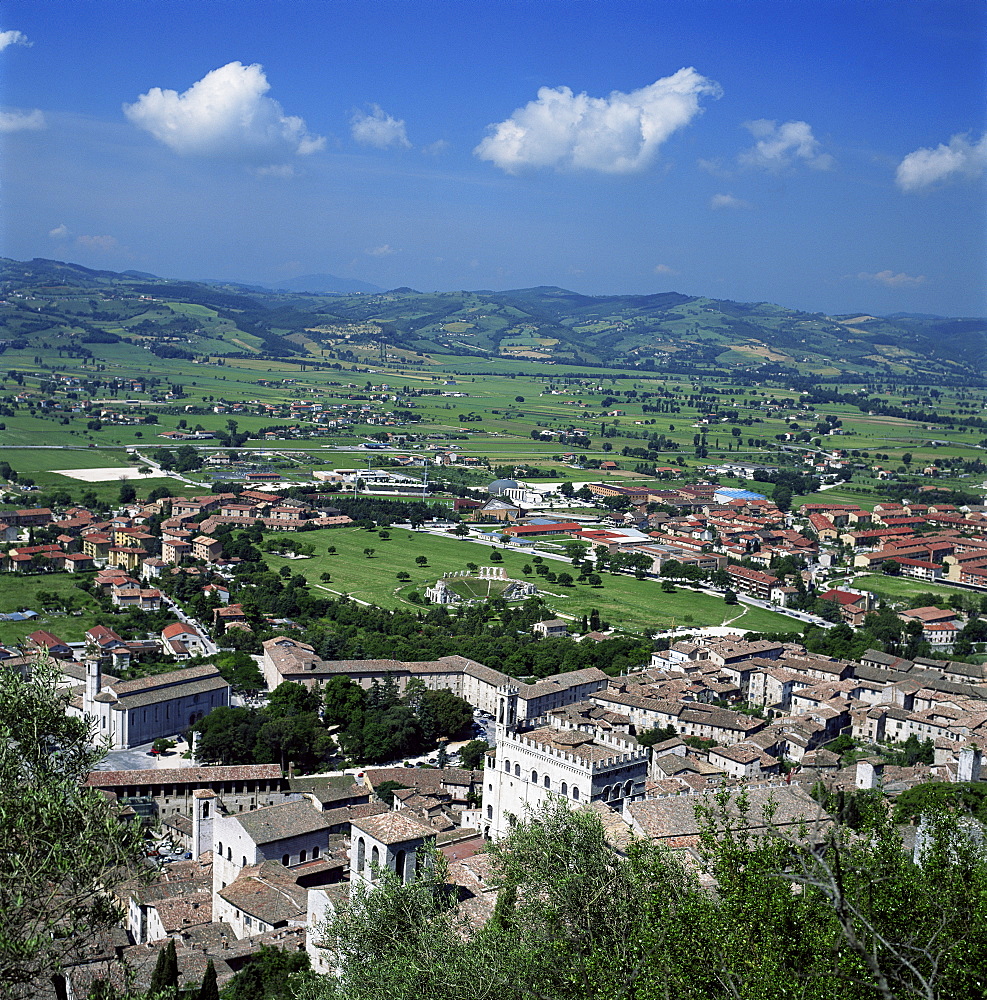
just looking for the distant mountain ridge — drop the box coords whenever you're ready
[265,273,384,295]
[0,257,983,382]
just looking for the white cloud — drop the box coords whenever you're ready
[896,132,987,192]
[697,156,731,177]
[709,193,751,210]
[422,139,449,156]
[739,119,834,172]
[253,164,295,178]
[350,104,411,149]
[123,62,325,159]
[76,235,118,252]
[858,269,926,288]
[654,264,679,275]
[0,29,32,52]
[474,67,721,174]
[0,108,45,132]
[49,224,68,238]
[366,244,396,256]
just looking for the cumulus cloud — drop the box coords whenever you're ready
[654,264,679,275]
[896,132,987,192]
[739,119,834,172]
[0,29,31,51]
[858,269,926,288]
[123,61,325,159]
[0,108,45,132]
[474,67,721,174]
[49,224,68,238]
[709,193,751,210]
[366,244,396,256]
[76,235,118,252]
[350,104,411,149]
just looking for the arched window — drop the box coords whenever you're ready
[531,770,538,784]
[241,856,246,868]
[300,850,307,863]
[504,758,511,772]
[371,845,380,870]
[624,779,633,797]
[357,837,366,872]
[226,847,232,861]
[396,849,406,882]
[572,786,580,801]
[601,784,610,800]
[202,802,210,818]
[561,782,568,796]
[486,804,493,820]
[313,845,320,858]
[282,854,289,866]
[217,842,223,857]
[611,785,621,800]
[514,764,520,777]
[543,774,551,789]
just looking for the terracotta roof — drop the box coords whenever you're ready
[351,811,436,845]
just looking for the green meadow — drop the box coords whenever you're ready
[262,526,797,634]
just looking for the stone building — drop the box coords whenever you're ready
[70,648,229,749]
[481,686,649,840]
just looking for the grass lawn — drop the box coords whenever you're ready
[0,572,103,646]
[264,527,797,634]
[852,573,966,606]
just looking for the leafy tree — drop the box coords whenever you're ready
[0,657,148,998]
[266,681,320,718]
[322,675,367,729]
[194,706,266,765]
[635,725,678,747]
[375,780,411,806]
[458,739,490,770]
[723,588,738,605]
[302,796,987,1000]
[415,556,428,567]
[224,944,310,1000]
[215,651,266,699]
[418,688,473,744]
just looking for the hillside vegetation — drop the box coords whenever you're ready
[2,258,983,383]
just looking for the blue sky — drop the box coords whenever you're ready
[1,0,985,315]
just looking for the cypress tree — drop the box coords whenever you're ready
[148,946,169,997]
[197,959,219,1000]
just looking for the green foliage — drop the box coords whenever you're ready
[374,780,412,808]
[197,958,219,1000]
[148,939,178,998]
[635,724,678,747]
[457,739,490,770]
[214,651,265,697]
[221,944,310,1000]
[893,780,987,825]
[0,657,149,998]
[299,797,987,1000]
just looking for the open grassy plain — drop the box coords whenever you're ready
[262,527,797,634]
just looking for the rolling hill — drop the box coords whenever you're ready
[1,257,983,383]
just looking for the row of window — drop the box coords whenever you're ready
[501,758,580,800]
[216,842,320,866]
[355,837,411,881]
